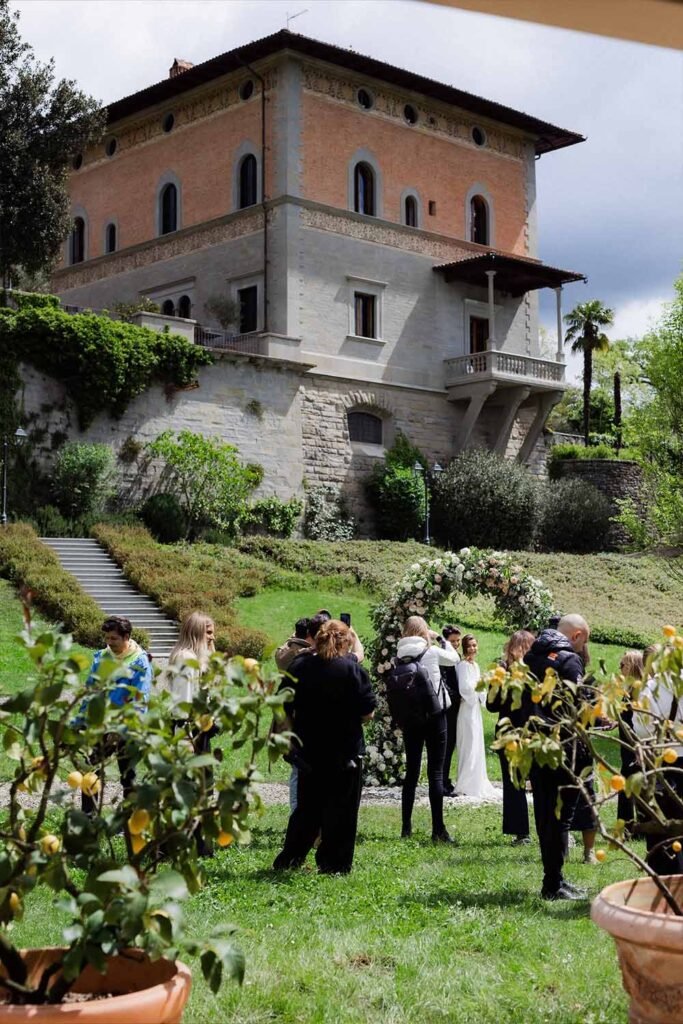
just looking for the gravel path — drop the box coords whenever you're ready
[0,780,505,811]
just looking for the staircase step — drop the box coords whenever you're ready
[42,537,180,659]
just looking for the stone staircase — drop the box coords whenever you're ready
[42,537,179,662]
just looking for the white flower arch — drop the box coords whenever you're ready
[366,548,554,786]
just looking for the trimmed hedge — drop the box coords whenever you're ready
[92,524,270,658]
[0,523,149,649]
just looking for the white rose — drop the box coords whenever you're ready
[411,563,421,571]
[381,648,388,656]
[434,574,442,583]
[377,664,385,674]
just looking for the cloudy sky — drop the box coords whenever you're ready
[13,0,683,378]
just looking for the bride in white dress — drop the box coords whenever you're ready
[455,635,497,799]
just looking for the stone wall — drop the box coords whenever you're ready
[552,459,644,547]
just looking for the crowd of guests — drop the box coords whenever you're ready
[81,605,683,898]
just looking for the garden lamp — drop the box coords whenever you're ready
[2,427,28,526]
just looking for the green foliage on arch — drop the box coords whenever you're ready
[365,548,554,786]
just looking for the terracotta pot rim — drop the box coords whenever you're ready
[0,948,191,1017]
[591,876,683,949]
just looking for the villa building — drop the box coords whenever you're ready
[47,30,585,529]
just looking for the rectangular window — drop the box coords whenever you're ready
[469,316,489,354]
[238,285,258,333]
[354,292,376,338]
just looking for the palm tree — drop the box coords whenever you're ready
[564,300,615,445]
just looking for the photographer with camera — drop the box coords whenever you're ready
[273,619,376,875]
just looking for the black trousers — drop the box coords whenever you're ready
[81,735,135,816]
[498,750,529,837]
[645,756,683,876]
[443,698,460,786]
[402,712,447,834]
[530,763,583,892]
[273,762,363,874]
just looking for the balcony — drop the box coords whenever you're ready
[444,349,565,392]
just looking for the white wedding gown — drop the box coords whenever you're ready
[455,660,497,799]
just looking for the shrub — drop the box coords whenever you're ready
[0,302,212,428]
[302,485,356,541]
[0,522,148,648]
[238,496,304,538]
[140,492,187,543]
[548,441,620,479]
[538,478,613,553]
[365,432,427,540]
[52,441,116,518]
[92,524,269,657]
[32,504,98,538]
[9,290,60,310]
[148,430,261,538]
[432,450,539,551]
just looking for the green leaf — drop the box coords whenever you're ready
[97,865,140,889]
[86,692,106,727]
[150,871,189,901]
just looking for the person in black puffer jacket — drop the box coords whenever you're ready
[524,614,591,901]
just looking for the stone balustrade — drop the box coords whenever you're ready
[444,349,565,388]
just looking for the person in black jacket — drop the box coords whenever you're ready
[273,620,377,875]
[440,625,461,797]
[524,614,591,901]
[487,629,536,844]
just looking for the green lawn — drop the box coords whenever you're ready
[12,803,630,1023]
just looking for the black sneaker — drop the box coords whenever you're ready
[432,829,456,845]
[560,880,588,897]
[443,782,456,797]
[541,883,585,901]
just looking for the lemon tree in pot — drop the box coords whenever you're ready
[0,610,290,1020]
[485,626,683,1024]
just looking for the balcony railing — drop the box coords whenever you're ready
[444,349,565,387]
[193,325,266,355]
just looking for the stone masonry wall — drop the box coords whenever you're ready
[552,459,644,547]
[301,377,457,535]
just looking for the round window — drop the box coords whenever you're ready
[162,112,175,133]
[472,126,487,147]
[403,104,418,125]
[357,88,374,110]
[239,79,255,101]
[72,153,83,171]
[105,137,117,157]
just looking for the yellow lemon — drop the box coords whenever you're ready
[217,831,233,848]
[8,892,21,915]
[610,774,626,792]
[40,834,61,856]
[595,849,607,862]
[531,693,542,704]
[67,770,83,790]
[672,841,682,853]
[198,714,215,733]
[130,834,146,855]
[81,772,100,797]
[243,658,258,672]
[663,625,676,638]
[127,809,150,836]
[663,748,678,765]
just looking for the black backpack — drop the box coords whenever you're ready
[385,649,442,730]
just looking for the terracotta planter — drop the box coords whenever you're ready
[591,875,683,1024]
[0,948,191,1023]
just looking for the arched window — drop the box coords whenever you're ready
[104,223,116,254]
[404,195,418,228]
[470,195,489,245]
[177,294,191,319]
[161,299,175,316]
[348,410,383,445]
[70,217,85,265]
[239,154,258,209]
[354,162,375,216]
[160,183,178,234]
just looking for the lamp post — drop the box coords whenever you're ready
[414,459,443,545]
[2,427,28,525]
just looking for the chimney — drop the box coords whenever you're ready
[169,58,194,79]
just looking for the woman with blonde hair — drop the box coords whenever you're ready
[273,620,376,874]
[617,649,644,831]
[163,611,216,856]
[396,615,459,843]
[165,611,215,710]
